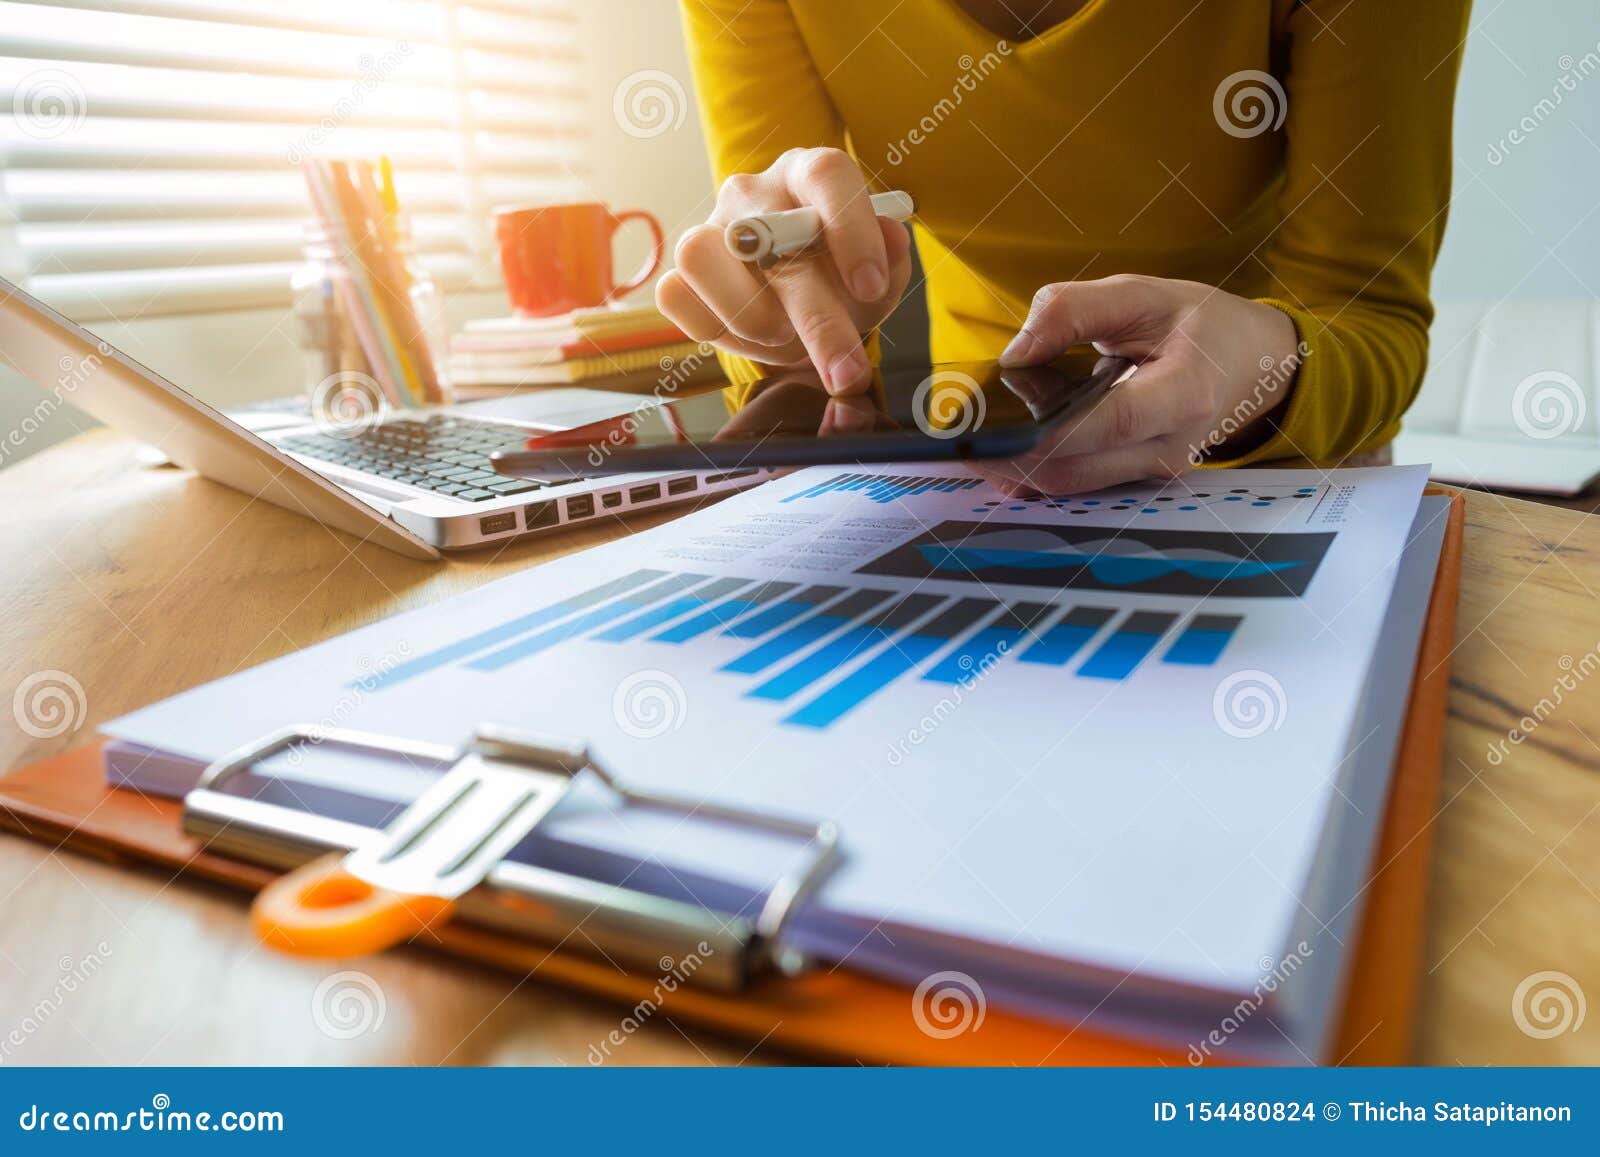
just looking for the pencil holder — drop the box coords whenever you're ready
[290,218,452,424]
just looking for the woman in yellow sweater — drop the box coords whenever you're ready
[657,0,1469,493]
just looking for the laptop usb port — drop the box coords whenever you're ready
[666,476,698,496]
[564,494,594,519]
[525,501,559,530]
[478,511,518,535]
[628,483,662,503]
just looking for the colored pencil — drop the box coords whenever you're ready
[302,160,411,408]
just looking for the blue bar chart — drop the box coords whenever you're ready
[1018,606,1118,667]
[781,471,984,505]
[373,569,1247,729]
[749,594,943,701]
[722,589,888,675]
[923,602,1054,684]
[784,598,994,729]
[466,572,710,671]
[1077,612,1180,680]
[1163,614,1244,666]
[650,581,797,643]
[721,584,846,639]
[362,568,669,689]
[593,576,749,643]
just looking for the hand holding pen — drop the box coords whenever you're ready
[655,147,914,395]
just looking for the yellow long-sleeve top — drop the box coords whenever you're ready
[680,0,1469,464]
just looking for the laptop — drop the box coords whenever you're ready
[0,277,768,559]
[1392,299,1600,496]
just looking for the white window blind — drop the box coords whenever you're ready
[0,0,591,320]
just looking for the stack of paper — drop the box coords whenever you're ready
[102,463,1447,1063]
[450,305,716,389]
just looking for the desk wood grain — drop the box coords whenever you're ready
[1,431,1597,1065]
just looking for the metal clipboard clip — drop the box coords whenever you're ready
[181,724,839,991]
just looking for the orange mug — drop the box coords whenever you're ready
[495,201,665,317]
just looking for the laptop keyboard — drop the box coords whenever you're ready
[277,414,550,502]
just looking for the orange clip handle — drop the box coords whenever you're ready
[251,853,457,958]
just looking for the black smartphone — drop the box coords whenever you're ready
[489,352,1135,479]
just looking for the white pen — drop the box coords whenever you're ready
[724,190,916,263]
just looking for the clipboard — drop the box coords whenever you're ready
[194,723,838,985]
[0,492,1465,1066]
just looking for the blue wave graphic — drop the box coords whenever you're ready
[913,536,1303,587]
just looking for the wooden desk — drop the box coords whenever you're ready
[1,431,1597,1065]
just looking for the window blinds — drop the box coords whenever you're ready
[0,0,589,319]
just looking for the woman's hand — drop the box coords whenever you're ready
[978,275,1303,496]
[655,147,913,395]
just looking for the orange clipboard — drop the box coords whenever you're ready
[0,493,1465,1066]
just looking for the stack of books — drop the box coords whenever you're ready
[448,305,718,391]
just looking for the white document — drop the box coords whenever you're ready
[107,463,1430,1049]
